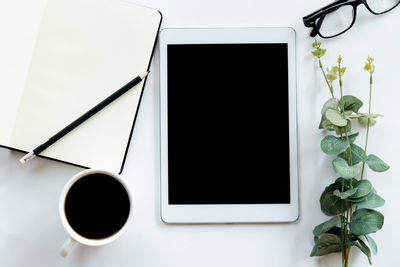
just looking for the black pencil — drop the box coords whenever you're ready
[19,71,149,164]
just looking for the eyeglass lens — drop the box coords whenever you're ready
[311,0,400,38]
[316,5,355,37]
[365,0,400,14]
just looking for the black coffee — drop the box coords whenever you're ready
[64,173,130,240]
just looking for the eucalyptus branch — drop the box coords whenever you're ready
[361,57,375,179]
[337,56,353,263]
[312,40,334,98]
[310,41,389,267]
[319,59,335,98]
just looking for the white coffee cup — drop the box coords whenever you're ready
[59,169,133,257]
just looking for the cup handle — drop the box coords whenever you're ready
[60,237,78,258]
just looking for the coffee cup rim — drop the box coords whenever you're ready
[59,168,133,246]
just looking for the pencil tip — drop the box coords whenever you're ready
[140,71,149,80]
[19,151,36,164]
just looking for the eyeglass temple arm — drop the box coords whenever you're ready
[303,0,348,27]
[309,14,326,37]
[304,4,342,37]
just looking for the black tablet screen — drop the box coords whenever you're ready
[167,43,290,205]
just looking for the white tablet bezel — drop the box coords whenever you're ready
[159,28,298,223]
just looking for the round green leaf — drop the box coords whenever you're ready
[313,215,342,237]
[340,143,365,166]
[348,192,372,203]
[310,240,319,257]
[332,157,360,178]
[350,180,372,199]
[327,181,343,191]
[339,95,363,113]
[355,193,385,209]
[311,233,342,257]
[335,120,351,135]
[349,209,384,235]
[321,98,339,115]
[320,135,350,155]
[318,114,326,129]
[346,132,359,144]
[365,154,390,172]
[326,109,348,127]
[320,189,349,216]
[365,234,378,256]
[325,226,342,237]
[321,118,337,131]
[358,116,376,127]
[335,177,358,190]
[347,113,363,119]
[358,112,383,119]
[355,239,372,265]
[349,143,365,165]
[333,188,358,199]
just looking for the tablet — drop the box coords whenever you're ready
[159,28,298,223]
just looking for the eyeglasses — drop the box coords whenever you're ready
[303,0,400,38]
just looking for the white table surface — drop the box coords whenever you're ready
[1,0,400,266]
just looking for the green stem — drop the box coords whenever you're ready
[340,184,345,264]
[338,63,352,166]
[339,62,353,186]
[338,60,353,267]
[337,63,349,266]
[360,73,373,180]
[318,58,334,98]
[344,131,352,166]
[343,131,353,267]
[338,62,351,167]
[345,247,351,267]
[344,208,348,245]
[344,202,353,266]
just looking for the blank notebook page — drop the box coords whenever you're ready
[0,0,47,147]
[2,0,161,172]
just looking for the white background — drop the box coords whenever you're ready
[1,0,400,266]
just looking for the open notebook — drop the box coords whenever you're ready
[0,0,162,173]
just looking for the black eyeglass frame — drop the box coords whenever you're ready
[303,0,400,38]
